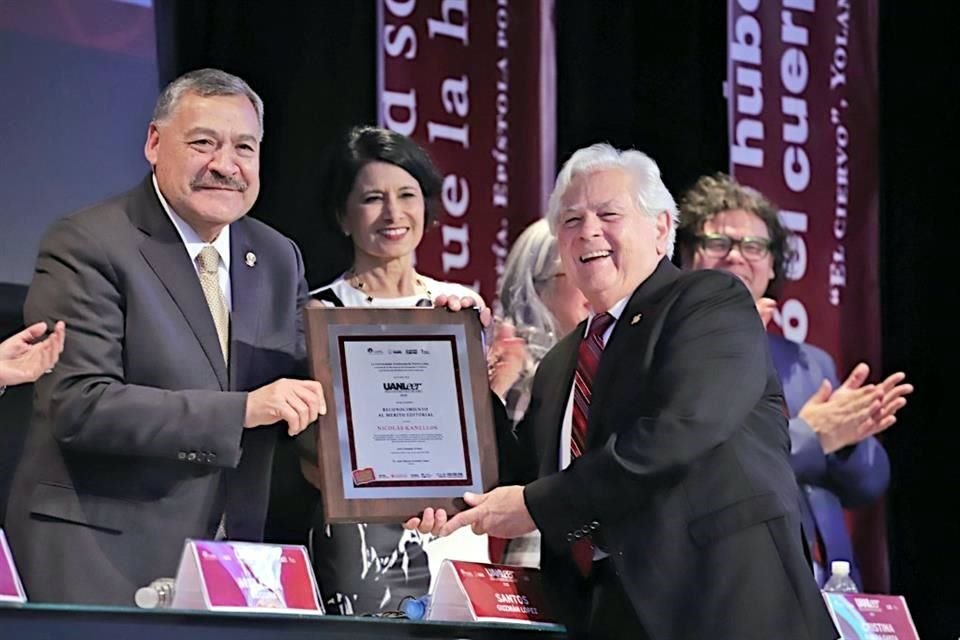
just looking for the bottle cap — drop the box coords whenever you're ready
[401,595,430,620]
[135,586,160,609]
[830,560,851,576]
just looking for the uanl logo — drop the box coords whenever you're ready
[383,382,423,392]
[484,567,515,581]
[854,597,881,612]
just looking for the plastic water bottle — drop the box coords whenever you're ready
[822,560,858,593]
[135,578,176,608]
[401,594,431,620]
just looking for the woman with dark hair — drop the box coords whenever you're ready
[301,125,490,614]
[312,125,478,308]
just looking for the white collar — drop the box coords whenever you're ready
[591,293,630,325]
[152,174,231,270]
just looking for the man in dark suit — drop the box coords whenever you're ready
[5,69,324,605]
[413,144,838,638]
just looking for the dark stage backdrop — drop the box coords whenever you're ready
[876,4,953,637]
[159,1,954,636]
[0,0,157,287]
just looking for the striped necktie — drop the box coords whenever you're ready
[571,312,614,458]
[569,312,615,575]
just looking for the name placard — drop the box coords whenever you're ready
[427,560,553,624]
[171,540,323,615]
[822,592,920,640]
[0,529,27,604]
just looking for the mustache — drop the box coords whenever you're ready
[190,173,247,192]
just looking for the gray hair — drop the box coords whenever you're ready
[499,218,562,360]
[152,68,264,138]
[545,143,679,258]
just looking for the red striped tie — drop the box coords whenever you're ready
[569,312,615,575]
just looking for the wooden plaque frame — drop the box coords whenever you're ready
[303,306,499,523]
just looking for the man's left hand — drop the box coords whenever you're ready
[406,486,537,539]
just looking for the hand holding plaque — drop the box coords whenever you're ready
[405,486,535,540]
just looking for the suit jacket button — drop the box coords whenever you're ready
[574,530,583,539]
[566,533,575,542]
[208,453,217,462]
[177,452,187,460]
[187,452,197,461]
[590,521,599,530]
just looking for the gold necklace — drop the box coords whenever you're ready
[347,270,432,304]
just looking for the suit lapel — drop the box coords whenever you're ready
[588,258,681,448]
[535,328,581,476]
[228,219,264,391]
[132,177,229,390]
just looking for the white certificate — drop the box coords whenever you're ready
[341,337,470,485]
[327,322,485,501]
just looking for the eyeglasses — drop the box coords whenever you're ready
[697,234,771,261]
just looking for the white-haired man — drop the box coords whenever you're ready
[411,144,838,638]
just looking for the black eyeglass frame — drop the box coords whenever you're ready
[696,233,772,261]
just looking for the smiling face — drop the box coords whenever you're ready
[689,208,775,301]
[144,92,261,242]
[341,161,426,266]
[555,168,670,312]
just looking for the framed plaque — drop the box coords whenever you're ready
[304,307,499,523]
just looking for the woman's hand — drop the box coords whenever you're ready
[755,297,777,328]
[487,320,528,400]
[0,321,66,387]
[433,294,492,327]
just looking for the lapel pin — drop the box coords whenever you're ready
[630,313,642,325]
[245,251,257,267]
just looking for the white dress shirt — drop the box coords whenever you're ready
[152,174,233,311]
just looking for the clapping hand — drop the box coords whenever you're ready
[800,363,913,454]
[755,297,777,328]
[0,321,66,387]
[487,320,528,400]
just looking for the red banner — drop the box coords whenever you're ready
[727,0,885,590]
[727,0,880,370]
[377,0,555,303]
